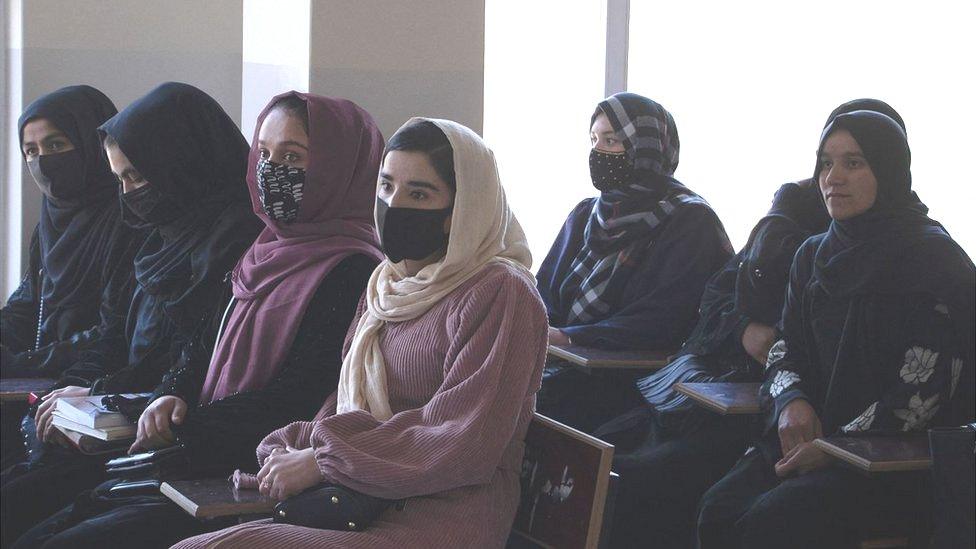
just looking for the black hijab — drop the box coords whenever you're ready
[17,86,130,318]
[98,82,260,329]
[812,111,974,380]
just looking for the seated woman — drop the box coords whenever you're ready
[535,92,733,432]
[696,110,974,549]
[593,99,902,549]
[1,82,263,547]
[172,118,548,548]
[9,92,386,549]
[1,86,145,467]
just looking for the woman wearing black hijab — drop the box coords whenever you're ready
[0,82,262,547]
[590,100,900,549]
[1,85,145,467]
[695,111,975,549]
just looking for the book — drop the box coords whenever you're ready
[53,425,130,455]
[53,393,149,429]
[52,412,137,441]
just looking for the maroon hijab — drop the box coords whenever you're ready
[198,92,385,404]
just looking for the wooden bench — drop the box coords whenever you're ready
[673,382,761,415]
[547,344,671,372]
[0,378,55,403]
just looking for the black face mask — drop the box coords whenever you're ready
[375,198,451,263]
[589,148,633,192]
[120,184,182,226]
[256,158,306,223]
[27,150,86,201]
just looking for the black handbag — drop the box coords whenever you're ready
[273,484,402,532]
[929,424,976,549]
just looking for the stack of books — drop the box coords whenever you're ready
[51,393,149,454]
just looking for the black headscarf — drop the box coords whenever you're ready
[812,111,974,376]
[98,82,260,329]
[17,86,131,322]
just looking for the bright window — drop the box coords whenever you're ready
[484,0,606,270]
[628,0,976,254]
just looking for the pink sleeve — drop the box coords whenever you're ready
[308,271,548,500]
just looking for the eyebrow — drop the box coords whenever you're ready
[257,139,308,151]
[820,152,866,159]
[22,132,70,147]
[379,171,442,193]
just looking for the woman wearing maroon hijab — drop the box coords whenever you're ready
[11,92,385,549]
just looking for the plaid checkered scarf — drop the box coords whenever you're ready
[558,93,704,325]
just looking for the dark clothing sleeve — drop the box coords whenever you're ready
[560,205,733,350]
[759,239,818,434]
[169,254,377,476]
[536,200,592,325]
[735,215,818,327]
[1,230,42,357]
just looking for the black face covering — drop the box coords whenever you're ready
[589,148,633,192]
[120,184,183,226]
[375,198,451,263]
[256,158,306,223]
[27,150,86,201]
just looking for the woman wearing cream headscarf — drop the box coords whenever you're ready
[173,119,549,549]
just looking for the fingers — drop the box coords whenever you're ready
[171,400,187,425]
[813,417,824,440]
[35,395,57,425]
[153,410,171,439]
[775,445,802,478]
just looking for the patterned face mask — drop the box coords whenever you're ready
[589,148,633,192]
[256,158,306,223]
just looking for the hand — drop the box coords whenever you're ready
[777,399,822,458]
[257,446,323,501]
[548,326,571,346]
[129,396,187,454]
[775,441,831,477]
[742,322,776,365]
[35,386,90,443]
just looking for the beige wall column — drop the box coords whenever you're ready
[308,0,485,140]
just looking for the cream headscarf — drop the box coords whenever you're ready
[336,118,533,420]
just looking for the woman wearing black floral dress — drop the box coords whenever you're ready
[696,110,975,549]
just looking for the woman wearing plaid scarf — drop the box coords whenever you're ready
[535,93,733,433]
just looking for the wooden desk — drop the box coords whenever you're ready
[161,479,275,519]
[0,378,55,403]
[814,435,931,475]
[674,382,761,415]
[547,345,671,372]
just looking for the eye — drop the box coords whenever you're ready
[820,159,833,170]
[283,152,300,163]
[606,138,617,145]
[24,147,38,158]
[847,159,862,169]
[49,140,67,151]
[409,190,428,200]
[258,148,270,159]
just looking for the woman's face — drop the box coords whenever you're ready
[590,112,625,153]
[21,118,75,159]
[818,128,879,221]
[104,142,149,193]
[378,150,454,217]
[257,107,309,169]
